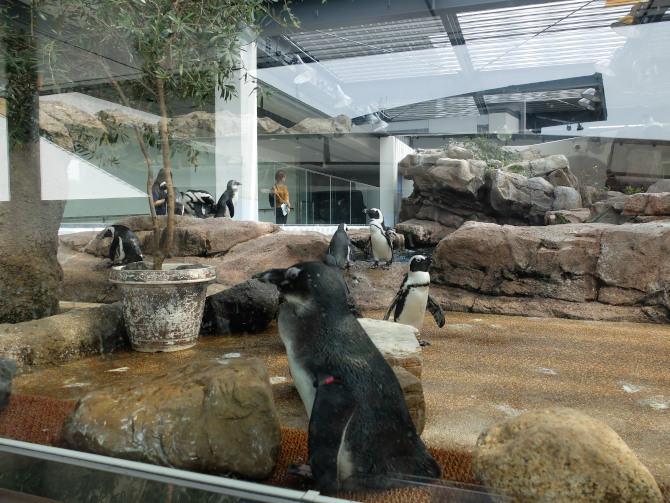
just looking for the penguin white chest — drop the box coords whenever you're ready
[370,225,392,261]
[397,285,429,331]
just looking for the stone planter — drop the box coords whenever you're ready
[109,262,216,352]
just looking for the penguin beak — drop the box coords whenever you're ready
[253,268,286,287]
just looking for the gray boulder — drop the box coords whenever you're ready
[472,407,663,503]
[0,358,17,412]
[62,358,281,480]
[487,171,554,225]
[552,186,582,211]
[201,279,280,335]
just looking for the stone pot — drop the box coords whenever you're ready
[109,262,216,352]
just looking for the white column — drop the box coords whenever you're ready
[0,115,8,201]
[379,136,414,226]
[215,38,258,221]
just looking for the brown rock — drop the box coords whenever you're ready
[62,358,281,480]
[0,303,126,366]
[288,115,352,134]
[392,366,426,435]
[622,192,670,216]
[396,218,455,247]
[472,407,663,503]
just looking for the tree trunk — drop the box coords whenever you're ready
[0,23,66,323]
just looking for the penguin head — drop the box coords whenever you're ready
[254,261,349,312]
[364,208,383,223]
[337,222,348,232]
[408,254,433,273]
[102,226,115,238]
[227,179,242,190]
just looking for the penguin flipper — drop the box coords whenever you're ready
[108,239,119,262]
[427,294,446,328]
[383,292,401,321]
[226,199,234,218]
[308,373,355,494]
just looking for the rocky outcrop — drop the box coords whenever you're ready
[430,221,670,323]
[0,303,127,366]
[472,408,663,503]
[62,358,281,480]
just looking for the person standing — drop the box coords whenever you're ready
[273,170,291,224]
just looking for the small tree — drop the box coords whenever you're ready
[49,0,297,269]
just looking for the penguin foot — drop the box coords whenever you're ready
[419,339,431,347]
[286,463,314,480]
[382,261,391,270]
[370,261,379,269]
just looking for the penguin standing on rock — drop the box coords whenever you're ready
[384,255,445,346]
[102,225,144,265]
[325,222,357,269]
[363,208,394,269]
[254,261,441,494]
[215,179,242,218]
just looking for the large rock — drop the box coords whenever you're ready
[431,221,670,323]
[488,172,555,225]
[288,115,352,134]
[62,358,281,480]
[0,303,127,366]
[395,218,454,248]
[472,408,663,503]
[201,279,280,335]
[622,192,670,216]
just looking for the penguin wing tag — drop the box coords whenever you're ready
[427,294,446,328]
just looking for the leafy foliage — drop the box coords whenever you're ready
[446,134,522,169]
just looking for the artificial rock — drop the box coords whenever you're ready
[62,358,281,480]
[472,407,663,503]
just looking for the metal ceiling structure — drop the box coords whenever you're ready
[258,0,669,131]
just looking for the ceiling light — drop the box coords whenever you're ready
[373,119,389,132]
[577,98,596,111]
[566,125,572,131]
[581,88,601,102]
[292,54,317,84]
[577,123,584,131]
[496,124,512,141]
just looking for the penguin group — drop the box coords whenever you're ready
[176,179,242,219]
[255,261,442,493]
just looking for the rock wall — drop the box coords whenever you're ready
[430,221,670,323]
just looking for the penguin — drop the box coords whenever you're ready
[363,208,394,269]
[254,261,441,494]
[215,179,242,218]
[384,255,446,347]
[326,222,357,269]
[102,224,144,264]
[159,181,184,215]
[182,189,217,218]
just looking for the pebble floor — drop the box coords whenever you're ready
[13,310,670,488]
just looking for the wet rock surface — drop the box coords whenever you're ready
[473,407,663,502]
[62,358,281,480]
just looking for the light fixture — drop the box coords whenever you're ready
[577,98,596,111]
[581,88,601,103]
[291,54,317,84]
[566,125,572,131]
[373,119,389,132]
[577,123,584,131]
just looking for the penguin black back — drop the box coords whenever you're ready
[102,224,144,264]
[255,261,441,493]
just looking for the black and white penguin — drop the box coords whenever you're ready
[182,189,217,218]
[363,207,393,269]
[384,255,445,346]
[326,222,357,269]
[215,179,242,218]
[159,181,184,215]
[102,224,144,264]
[254,261,441,493]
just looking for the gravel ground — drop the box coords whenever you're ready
[13,310,670,488]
